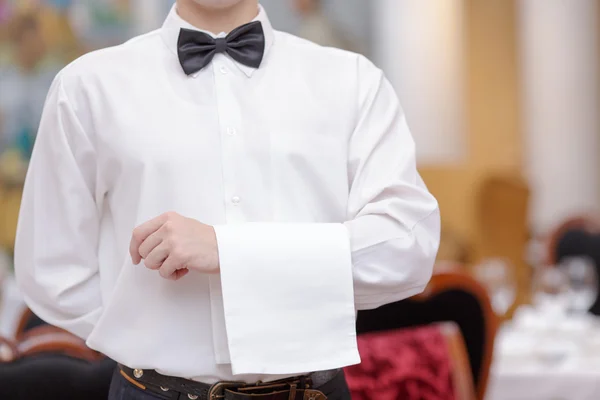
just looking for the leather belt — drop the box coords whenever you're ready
[119,365,338,400]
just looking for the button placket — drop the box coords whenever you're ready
[212,56,244,223]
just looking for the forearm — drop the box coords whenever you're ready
[14,73,103,340]
[15,248,103,340]
[15,187,103,339]
[347,210,440,310]
[216,212,439,311]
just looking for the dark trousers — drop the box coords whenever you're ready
[108,367,352,400]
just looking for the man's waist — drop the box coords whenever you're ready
[119,364,339,400]
[88,326,341,386]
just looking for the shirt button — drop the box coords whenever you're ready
[231,196,241,205]
[227,127,237,136]
[219,66,227,75]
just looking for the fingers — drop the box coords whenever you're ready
[159,255,180,280]
[143,243,169,270]
[130,212,171,264]
[138,230,164,260]
[173,269,190,281]
[144,247,188,281]
[130,212,191,281]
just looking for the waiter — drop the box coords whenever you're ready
[15,0,440,399]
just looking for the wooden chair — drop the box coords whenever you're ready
[544,214,600,266]
[345,321,476,400]
[0,325,115,400]
[544,215,600,316]
[437,228,472,265]
[476,174,530,319]
[14,307,47,340]
[16,325,105,362]
[354,271,498,400]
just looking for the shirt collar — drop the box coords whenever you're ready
[160,4,275,78]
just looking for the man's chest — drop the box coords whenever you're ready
[97,87,345,169]
[91,69,352,219]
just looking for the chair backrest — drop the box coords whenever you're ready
[545,215,600,316]
[476,174,530,318]
[437,228,472,264]
[0,325,115,400]
[0,354,115,400]
[15,308,48,340]
[345,322,476,400]
[356,272,498,400]
[545,214,600,266]
[17,325,105,362]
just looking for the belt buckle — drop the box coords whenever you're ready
[208,381,246,400]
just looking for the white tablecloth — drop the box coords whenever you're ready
[486,307,600,400]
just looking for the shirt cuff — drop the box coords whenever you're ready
[213,223,360,375]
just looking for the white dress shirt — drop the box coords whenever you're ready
[14,5,440,383]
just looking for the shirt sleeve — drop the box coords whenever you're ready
[212,56,439,375]
[345,56,441,310]
[14,74,103,340]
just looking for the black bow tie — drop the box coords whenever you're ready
[177,21,265,76]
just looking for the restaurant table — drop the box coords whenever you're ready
[487,306,600,400]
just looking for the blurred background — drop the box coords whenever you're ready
[1,1,600,399]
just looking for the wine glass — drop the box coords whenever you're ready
[558,256,598,314]
[532,266,570,317]
[472,258,516,316]
[531,266,572,364]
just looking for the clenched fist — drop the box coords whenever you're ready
[129,212,220,280]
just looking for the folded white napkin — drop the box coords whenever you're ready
[213,223,360,375]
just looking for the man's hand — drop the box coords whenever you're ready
[129,212,220,280]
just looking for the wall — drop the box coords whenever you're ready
[419,0,522,259]
[519,0,600,235]
[373,0,467,166]
[261,0,372,51]
[466,0,522,171]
